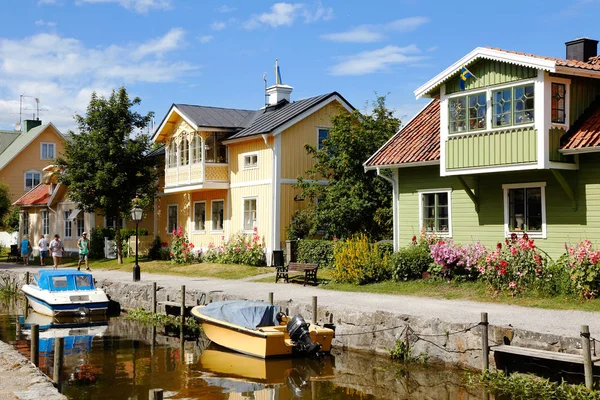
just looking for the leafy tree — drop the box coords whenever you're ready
[295,95,400,240]
[56,87,158,263]
[0,183,14,231]
[2,207,20,233]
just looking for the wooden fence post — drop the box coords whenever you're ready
[149,389,163,400]
[53,337,64,391]
[181,285,186,326]
[25,271,29,285]
[481,312,489,372]
[30,323,39,367]
[152,282,157,314]
[268,292,273,305]
[312,296,318,324]
[582,325,593,390]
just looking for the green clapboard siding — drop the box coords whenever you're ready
[445,59,537,94]
[570,77,600,125]
[549,127,575,163]
[398,154,600,259]
[446,128,537,169]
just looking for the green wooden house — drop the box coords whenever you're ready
[366,39,600,258]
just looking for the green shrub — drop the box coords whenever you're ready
[297,239,335,268]
[286,209,316,240]
[147,236,162,260]
[532,260,574,297]
[203,230,265,266]
[120,228,149,241]
[377,241,394,257]
[332,234,391,284]
[89,228,109,259]
[391,244,432,281]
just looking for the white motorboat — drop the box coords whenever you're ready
[21,270,110,317]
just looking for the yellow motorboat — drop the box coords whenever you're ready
[191,300,334,359]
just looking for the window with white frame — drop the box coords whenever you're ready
[211,200,224,231]
[419,190,451,235]
[40,143,56,160]
[24,170,41,191]
[76,212,85,237]
[191,134,202,164]
[449,93,486,133]
[167,205,178,234]
[551,83,566,124]
[64,210,72,238]
[167,142,177,168]
[243,153,258,169]
[179,135,189,166]
[42,210,50,235]
[492,84,534,127]
[317,128,330,150]
[22,212,29,235]
[243,198,257,231]
[503,182,546,237]
[193,201,206,231]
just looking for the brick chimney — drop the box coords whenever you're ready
[566,38,598,62]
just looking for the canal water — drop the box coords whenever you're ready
[0,299,485,400]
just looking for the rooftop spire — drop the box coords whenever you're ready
[275,58,282,85]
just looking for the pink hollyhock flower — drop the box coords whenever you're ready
[511,246,517,256]
[169,252,173,257]
[509,281,516,289]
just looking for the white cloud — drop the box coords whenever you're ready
[328,45,424,76]
[244,2,333,29]
[0,31,197,130]
[133,27,184,59]
[198,35,213,44]
[216,5,237,13]
[322,16,429,43]
[37,0,58,5]
[77,0,172,14]
[35,19,58,27]
[211,21,227,31]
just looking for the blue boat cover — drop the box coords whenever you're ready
[34,270,95,292]
[200,300,280,330]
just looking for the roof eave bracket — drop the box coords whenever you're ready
[456,176,479,213]
[551,169,578,211]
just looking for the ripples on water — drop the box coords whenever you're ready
[0,299,485,400]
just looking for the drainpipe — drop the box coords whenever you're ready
[262,133,278,265]
[376,167,400,252]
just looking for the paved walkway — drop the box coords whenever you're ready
[2,263,598,339]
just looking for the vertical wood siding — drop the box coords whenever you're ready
[445,60,537,95]
[280,101,344,180]
[229,185,272,248]
[399,156,600,259]
[570,77,600,125]
[279,183,311,243]
[229,138,272,184]
[549,127,574,163]
[446,128,537,169]
[1,126,66,202]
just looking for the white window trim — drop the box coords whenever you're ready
[447,79,537,135]
[316,126,331,150]
[242,196,258,233]
[242,151,259,170]
[40,142,56,160]
[76,213,85,238]
[417,188,453,237]
[24,169,41,191]
[210,199,225,233]
[167,204,178,235]
[502,182,547,239]
[41,210,50,236]
[192,201,206,234]
[548,76,571,128]
[103,216,125,230]
[64,210,73,239]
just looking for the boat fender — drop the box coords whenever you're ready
[287,315,321,355]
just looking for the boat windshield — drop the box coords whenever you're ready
[52,276,69,289]
[75,275,93,290]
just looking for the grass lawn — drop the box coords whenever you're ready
[255,269,600,312]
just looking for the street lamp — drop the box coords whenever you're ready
[131,203,143,282]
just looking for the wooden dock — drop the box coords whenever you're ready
[157,301,196,318]
[493,345,600,366]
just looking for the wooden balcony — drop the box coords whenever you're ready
[164,163,229,192]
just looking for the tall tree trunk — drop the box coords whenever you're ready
[115,209,123,264]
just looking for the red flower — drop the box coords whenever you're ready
[497,242,502,249]
[499,260,508,268]
[412,235,417,243]
[333,237,339,242]
[528,239,536,249]
[169,252,173,257]
[510,233,517,241]
[522,233,529,241]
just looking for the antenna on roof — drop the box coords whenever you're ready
[263,72,268,108]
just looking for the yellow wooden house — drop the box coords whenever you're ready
[152,78,354,263]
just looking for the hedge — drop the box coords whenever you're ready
[297,239,336,269]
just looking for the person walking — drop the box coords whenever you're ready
[49,234,64,270]
[20,236,31,266]
[77,232,90,271]
[38,234,49,266]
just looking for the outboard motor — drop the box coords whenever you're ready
[287,315,321,355]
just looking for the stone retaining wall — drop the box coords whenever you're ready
[0,270,583,370]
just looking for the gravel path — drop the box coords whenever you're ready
[0,341,65,400]
[3,263,599,339]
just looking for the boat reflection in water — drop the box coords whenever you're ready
[199,345,334,399]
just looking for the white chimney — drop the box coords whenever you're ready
[266,84,293,106]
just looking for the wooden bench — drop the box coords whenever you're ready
[275,262,318,286]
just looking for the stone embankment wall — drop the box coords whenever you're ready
[0,270,583,370]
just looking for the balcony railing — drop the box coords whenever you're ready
[165,162,228,187]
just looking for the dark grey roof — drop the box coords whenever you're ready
[227,92,351,140]
[175,104,259,129]
[148,144,165,157]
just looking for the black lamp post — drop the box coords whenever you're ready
[131,204,143,282]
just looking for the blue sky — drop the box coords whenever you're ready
[1,0,599,132]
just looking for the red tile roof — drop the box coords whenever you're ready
[561,100,600,151]
[366,100,440,167]
[13,184,52,206]
[488,47,600,71]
